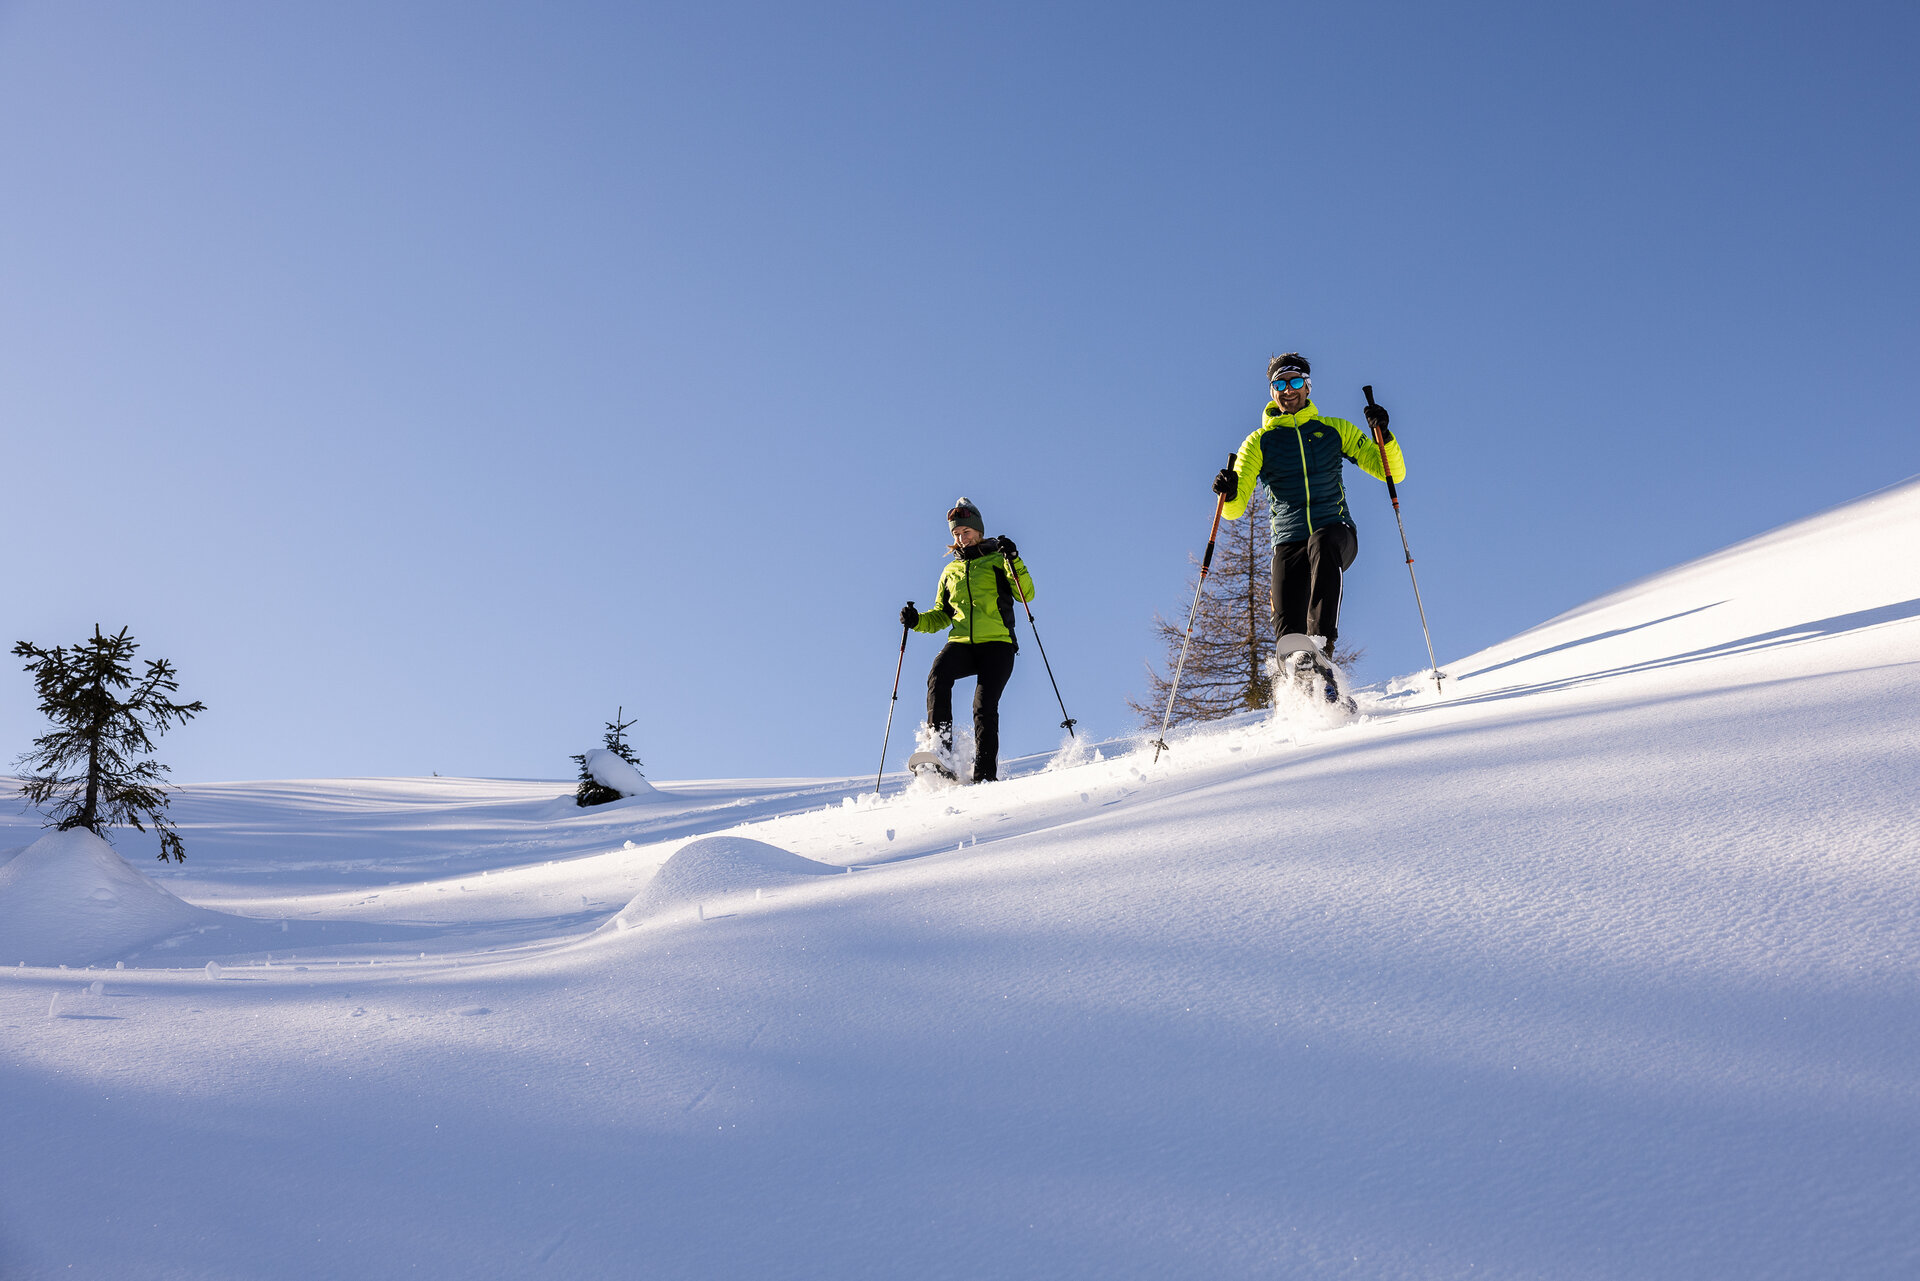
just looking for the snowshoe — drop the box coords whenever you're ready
[1273,634,1357,715]
[907,751,960,784]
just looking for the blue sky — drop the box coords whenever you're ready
[2,1,1915,784]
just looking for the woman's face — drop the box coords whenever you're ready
[952,526,983,548]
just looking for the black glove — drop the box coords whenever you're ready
[994,535,1018,560]
[899,603,918,628]
[1363,402,1391,439]
[1211,468,1237,497]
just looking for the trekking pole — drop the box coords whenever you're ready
[1000,547,1076,737]
[1363,385,1442,694]
[1152,454,1234,763]
[873,610,913,793]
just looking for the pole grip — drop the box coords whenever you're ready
[1199,453,1231,574]
[1363,385,1400,503]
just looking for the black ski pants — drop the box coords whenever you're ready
[927,641,1016,783]
[1271,524,1359,648]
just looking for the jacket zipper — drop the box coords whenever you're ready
[1293,425,1314,535]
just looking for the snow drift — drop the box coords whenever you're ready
[605,835,843,927]
[0,827,212,966]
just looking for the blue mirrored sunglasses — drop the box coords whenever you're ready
[1271,375,1308,391]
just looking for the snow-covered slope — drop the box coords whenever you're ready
[1435,471,1920,700]
[2,479,1916,1280]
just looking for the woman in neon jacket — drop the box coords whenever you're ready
[899,498,1035,784]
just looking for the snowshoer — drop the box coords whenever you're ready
[1211,353,1406,699]
[898,498,1035,784]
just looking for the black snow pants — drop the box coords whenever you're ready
[927,641,1016,783]
[1270,524,1359,649]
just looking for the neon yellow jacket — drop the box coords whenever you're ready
[910,546,1035,645]
[1224,400,1407,544]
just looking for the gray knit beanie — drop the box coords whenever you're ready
[946,497,984,534]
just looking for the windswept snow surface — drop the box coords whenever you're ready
[3,478,1918,1279]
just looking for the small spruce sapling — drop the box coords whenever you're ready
[12,625,206,861]
[571,706,643,807]
[571,756,620,808]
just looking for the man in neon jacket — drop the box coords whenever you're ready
[1211,352,1406,675]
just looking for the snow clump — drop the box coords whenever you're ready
[583,749,655,798]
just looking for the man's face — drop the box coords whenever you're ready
[952,525,982,548]
[1272,373,1310,413]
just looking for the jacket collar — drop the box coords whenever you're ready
[956,538,1002,563]
[1265,400,1320,428]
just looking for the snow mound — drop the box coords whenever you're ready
[605,836,843,928]
[584,749,655,797]
[0,828,213,966]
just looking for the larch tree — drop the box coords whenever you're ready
[13,625,206,862]
[1131,514,1363,730]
